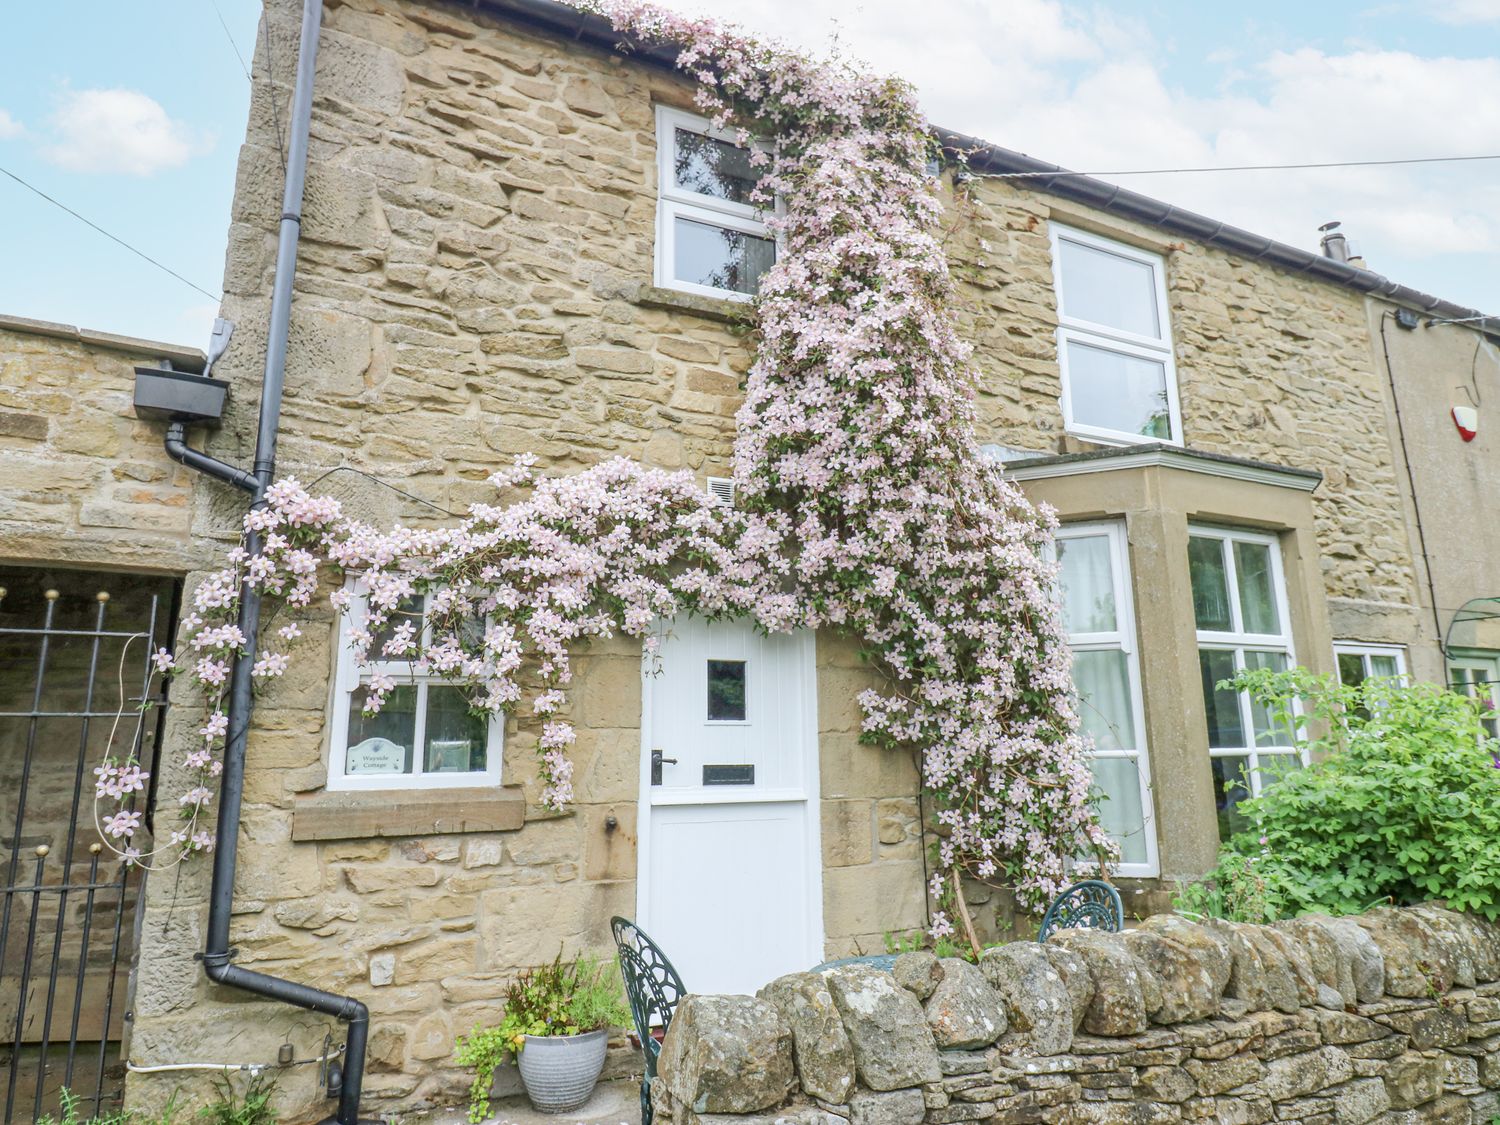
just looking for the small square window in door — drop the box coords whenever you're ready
[706,659,747,721]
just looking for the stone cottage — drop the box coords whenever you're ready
[1,0,1498,1121]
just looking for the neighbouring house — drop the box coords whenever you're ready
[1,0,1498,1122]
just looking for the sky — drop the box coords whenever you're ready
[0,0,1496,351]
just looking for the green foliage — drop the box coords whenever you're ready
[37,1088,183,1125]
[1201,667,1500,921]
[1171,853,1275,924]
[455,952,629,1124]
[196,1072,276,1125]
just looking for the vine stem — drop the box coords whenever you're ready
[951,868,983,960]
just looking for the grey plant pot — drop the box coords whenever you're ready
[516,1029,610,1113]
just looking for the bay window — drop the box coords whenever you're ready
[1188,526,1298,840]
[1054,521,1158,876]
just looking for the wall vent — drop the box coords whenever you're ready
[706,476,736,506]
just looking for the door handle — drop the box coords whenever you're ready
[650,748,678,785]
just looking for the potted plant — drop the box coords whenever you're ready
[456,952,630,1121]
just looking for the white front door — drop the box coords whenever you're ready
[638,616,821,996]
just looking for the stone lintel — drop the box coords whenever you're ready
[290,786,527,841]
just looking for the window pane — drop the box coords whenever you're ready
[674,128,761,205]
[707,659,747,721]
[1211,755,1252,840]
[1090,756,1149,866]
[673,217,775,295]
[1234,540,1280,634]
[1064,339,1172,439]
[424,685,488,773]
[371,594,424,657]
[1057,535,1116,633]
[1337,651,1368,687]
[1244,651,1293,747]
[1073,650,1134,751]
[1188,537,1232,631]
[1369,654,1399,678]
[344,684,416,775]
[1199,649,1243,748]
[1058,237,1161,338]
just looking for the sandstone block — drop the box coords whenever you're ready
[1122,925,1228,1024]
[1331,1075,1389,1125]
[1354,910,1455,997]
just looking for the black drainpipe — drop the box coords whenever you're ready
[167,2,372,1122]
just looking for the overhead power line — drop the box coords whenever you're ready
[208,0,253,81]
[0,164,221,302]
[976,152,1500,179]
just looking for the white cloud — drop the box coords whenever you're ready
[683,0,1500,280]
[0,109,22,139]
[42,89,203,175]
[1431,0,1500,23]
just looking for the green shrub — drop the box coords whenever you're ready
[455,952,629,1123]
[1200,666,1500,921]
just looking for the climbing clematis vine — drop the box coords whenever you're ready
[106,0,1114,920]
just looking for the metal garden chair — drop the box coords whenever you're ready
[1038,879,1124,942]
[612,916,687,1125]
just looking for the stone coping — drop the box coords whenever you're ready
[0,312,206,371]
[648,904,1500,1125]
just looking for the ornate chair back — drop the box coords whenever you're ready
[1038,879,1125,942]
[612,916,687,1125]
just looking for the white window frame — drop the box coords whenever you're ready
[1051,521,1159,878]
[1333,642,1408,685]
[655,105,776,302]
[326,588,503,792]
[1448,650,1500,740]
[1049,223,1182,448]
[1190,526,1300,811]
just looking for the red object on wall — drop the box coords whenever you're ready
[1453,405,1478,442]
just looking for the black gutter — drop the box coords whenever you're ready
[435,0,1499,340]
[164,421,258,493]
[181,2,372,1122]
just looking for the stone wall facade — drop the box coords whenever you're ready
[110,0,1437,1120]
[0,314,206,573]
[654,905,1500,1125]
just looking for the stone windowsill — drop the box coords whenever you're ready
[291,786,527,842]
[634,285,753,325]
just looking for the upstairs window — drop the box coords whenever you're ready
[656,106,776,301]
[1188,527,1297,839]
[1049,224,1181,446]
[326,590,502,791]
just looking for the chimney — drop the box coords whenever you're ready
[1319,221,1349,262]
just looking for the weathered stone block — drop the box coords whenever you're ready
[981,941,1074,1055]
[893,951,943,1001]
[848,1087,925,1125]
[825,964,941,1090]
[1255,1046,1352,1101]
[1122,924,1229,1024]
[1043,943,1095,1032]
[759,972,855,1104]
[1050,930,1150,1037]
[1354,910,1455,998]
[925,958,1008,1049]
[1382,1053,1445,1109]
[1330,1076,1390,1125]
[658,995,794,1114]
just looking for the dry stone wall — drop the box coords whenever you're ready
[652,905,1500,1125]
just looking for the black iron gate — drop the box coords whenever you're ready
[0,567,177,1123]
